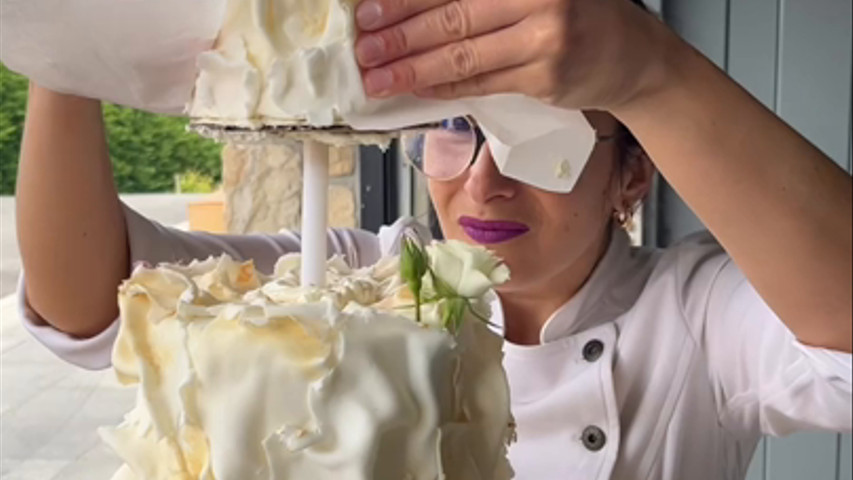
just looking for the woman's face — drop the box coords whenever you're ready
[428,112,646,296]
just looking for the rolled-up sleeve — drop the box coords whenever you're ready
[18,271,123,370]
[702,259,852,437]
[18,203,388,370]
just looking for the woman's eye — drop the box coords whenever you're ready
[441,117,472,132]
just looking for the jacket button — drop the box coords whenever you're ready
[582,426,607,452]
[582,339,604,362]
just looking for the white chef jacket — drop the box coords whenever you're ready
[18,204,852,480]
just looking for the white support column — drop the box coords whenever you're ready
[301,140,329,288]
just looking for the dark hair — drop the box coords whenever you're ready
[629,0,651,11]
[617,122,642,157]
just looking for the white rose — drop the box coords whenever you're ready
[425,240,510,298]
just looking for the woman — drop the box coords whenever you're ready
[15,0,851,478]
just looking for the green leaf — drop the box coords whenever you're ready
[442,297,467,334]
[400,239,416,283]
[401,237,427,279]
[400,236,429,322]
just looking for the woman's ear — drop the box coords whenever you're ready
[611,145,655,213]
[624,146,655,205]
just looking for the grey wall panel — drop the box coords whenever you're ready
[659,0,853,242]
[656,186,705,245]
[841,434,852,479]
[728,0,779,109]
[775,0,853,167]
[766,433,839,480]
[663,0,728,67]
[642,0,663,16]
[746,439,767,480]
[847,85,853,173]
[655,0,730,244]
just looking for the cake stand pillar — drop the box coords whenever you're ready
[301,140,329,288]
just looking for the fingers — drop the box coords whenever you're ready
[414,62,550,100]
[362,21,540,97]
[356,0,448,31]
[355,0,527,68]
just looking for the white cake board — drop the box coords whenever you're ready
[189,123,439,149]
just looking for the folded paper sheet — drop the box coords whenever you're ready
[1,0,595,192]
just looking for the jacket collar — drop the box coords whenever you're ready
[492,227,647,345]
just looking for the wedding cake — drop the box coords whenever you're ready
[101,240,515,479]
[187,0,381,141]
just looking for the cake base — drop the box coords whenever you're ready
[101,253,515,480]
[189,122,439,148]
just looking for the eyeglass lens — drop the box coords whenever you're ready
[402,117,479,181]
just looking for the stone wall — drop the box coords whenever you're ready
[221,141,358,234]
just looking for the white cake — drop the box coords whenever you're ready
[187,0,366,130]
[101,242,515,479]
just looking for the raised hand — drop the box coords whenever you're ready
[354,0,673,111]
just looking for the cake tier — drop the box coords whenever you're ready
[187,0,366,130]
[102,252,514,480]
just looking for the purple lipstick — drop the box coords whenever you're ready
[458,216,530,245]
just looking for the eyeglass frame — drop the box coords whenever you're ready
[405,115,626,182]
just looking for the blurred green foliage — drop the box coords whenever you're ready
[178,171,217,194]
[0,64,28,193]
[0,63,222,194]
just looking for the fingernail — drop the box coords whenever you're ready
[356,35,385,66]
[356,1,383,30]
[364,68,394,96]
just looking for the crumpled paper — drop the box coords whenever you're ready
[0,0,595,192]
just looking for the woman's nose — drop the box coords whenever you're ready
[463,144,517,204]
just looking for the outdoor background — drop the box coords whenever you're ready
[0,63,223,195]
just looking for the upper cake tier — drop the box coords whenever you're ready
[187,0,365,128]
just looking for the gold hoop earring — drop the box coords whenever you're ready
[613,205,636,231]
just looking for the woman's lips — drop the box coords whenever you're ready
[458,216,530,245]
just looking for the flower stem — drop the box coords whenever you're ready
[414,289,422,323]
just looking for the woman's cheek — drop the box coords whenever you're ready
[426,180,458,238]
